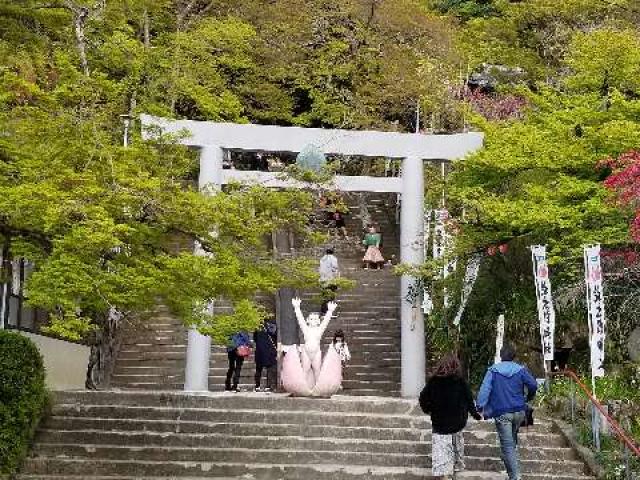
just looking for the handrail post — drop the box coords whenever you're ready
[624,444,630,480]
[570,380,576,426]
[623,417,632,480]
[591,375,601,452]
[592,403,601,451]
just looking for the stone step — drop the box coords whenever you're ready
[52,391,417,414]
[34,429,577,459]
[114,355,401,366]
[47,403,557,435]
[18,457,585,480]
[112,365,401,377]
[21,459,435,479]
[117,345,400,357]
[29,443,587,474]
[48,405,430,429]
[32,444,429,468]
[117,336,402,349]
[42,417,424,441]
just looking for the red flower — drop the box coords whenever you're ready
[602,151,640,242]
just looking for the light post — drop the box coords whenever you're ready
[120,114,132,148]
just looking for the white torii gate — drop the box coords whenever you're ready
[141,114,483,398]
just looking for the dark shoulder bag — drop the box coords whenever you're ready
[521,404,534,427]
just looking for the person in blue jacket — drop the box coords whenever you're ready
[477,344,538,480]
[225,331,251,392]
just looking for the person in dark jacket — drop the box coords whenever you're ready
[420,353,481,479]
[225,331,251,392]
[477,344,538,480]
[254,320,278,392]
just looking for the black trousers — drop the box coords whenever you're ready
[226,350,245,390]
[255,364,277,389]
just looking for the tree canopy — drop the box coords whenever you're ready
[1,0,639,365]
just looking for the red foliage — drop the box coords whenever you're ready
[601,150,640,242]
[463,89,526,121]
[601,248,639,267]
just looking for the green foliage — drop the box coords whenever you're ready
[430,0,502,20]
[456,0,634,80]
[0,0,338,343]
[452,87,636,268]
[0,331,47,474]
[565,29,640,95]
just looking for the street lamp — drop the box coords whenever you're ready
[119,114,132,147]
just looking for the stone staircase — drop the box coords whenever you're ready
[110,304,258,392]
[19,390,595,480]
[311,193,402,396]
[110,192,403,396]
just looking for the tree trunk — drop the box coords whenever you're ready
[143,8,150,49]
[73,7,90,76]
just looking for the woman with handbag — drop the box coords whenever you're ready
[419,353,481,480]
[225,331,252,392]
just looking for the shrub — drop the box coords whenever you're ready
[0,330,47,474]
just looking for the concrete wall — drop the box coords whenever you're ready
[20,332,89,390]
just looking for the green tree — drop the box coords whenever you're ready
[565,28,640,95]
[0,1,318,342]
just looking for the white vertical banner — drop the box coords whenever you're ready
[584,245,606,378]
[422,209,433,314]
[433,209,456,308]
[495,313,505,364]
[531,245,556,362]
[453,253,482,328]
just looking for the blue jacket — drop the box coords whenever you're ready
[477,361,538,418]
[227,331,251,353]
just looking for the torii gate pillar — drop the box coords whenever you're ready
[399,156,426,398]
[184,145,224,392]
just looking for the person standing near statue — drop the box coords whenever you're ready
[225,331,251,392]
[477,344,538,480]
[254,320,278,392]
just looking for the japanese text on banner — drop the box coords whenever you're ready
[531,245,556,362]
[584,245,606,378]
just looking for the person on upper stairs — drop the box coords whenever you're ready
[319,248,340,315]
[362,225,384,269]
[332,209,348,238]
[477,344,538,480]
[319,248,340,285]
[420,353,481,480]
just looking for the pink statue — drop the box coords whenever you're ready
[281,298,342,397]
